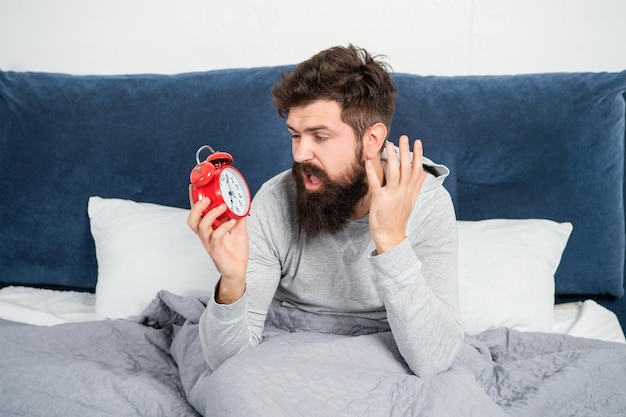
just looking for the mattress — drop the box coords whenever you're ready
[0,285,623,344]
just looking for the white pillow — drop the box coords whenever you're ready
[457,218,573,335]
[88,196,219,319]
[88,196,572,332]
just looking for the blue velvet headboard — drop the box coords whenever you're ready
[1,67,625,325]
[0,67,293,289]
[388,72,626,325]
[390,72,626,297]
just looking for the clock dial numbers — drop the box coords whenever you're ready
[220,167,250,216]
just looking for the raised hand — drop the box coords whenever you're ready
[365,136,428,254]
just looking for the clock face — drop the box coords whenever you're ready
[219,167,251,216]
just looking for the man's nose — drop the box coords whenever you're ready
[292,138,314,163]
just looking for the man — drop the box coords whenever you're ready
[188,45,463,378]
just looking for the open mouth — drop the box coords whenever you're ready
[304,172,322,191]
[297,164,325,191]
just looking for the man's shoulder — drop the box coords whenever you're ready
[248,169,298,240]
[249,169,296,218]
[255,169,294,199]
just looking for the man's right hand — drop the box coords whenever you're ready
[187,185,249,304]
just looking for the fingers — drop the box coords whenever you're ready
[383,137,428,197]
[211,218,237,239]
[201,203,228,231]
[386,136,417,187]
[411,138,423,170]
[384,140,399,187]
[411,139,427,181]
[365,158,382,191]
[411,139,428,200]
[187,197,228,236]
[187,195,209,230]
[399,136,412,181]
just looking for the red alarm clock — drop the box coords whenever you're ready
[190,145,251,229]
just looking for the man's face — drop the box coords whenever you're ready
[287,100,368,236]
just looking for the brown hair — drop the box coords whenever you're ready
[272,45,396,142]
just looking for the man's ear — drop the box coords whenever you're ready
[364,122,388,159]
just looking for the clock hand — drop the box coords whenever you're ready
[225,173,236,208]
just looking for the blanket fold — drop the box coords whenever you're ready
[147,291,626,416]
[2,290,625,417]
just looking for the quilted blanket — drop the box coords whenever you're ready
[1,291,626,417]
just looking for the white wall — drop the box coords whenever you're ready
[0,0,625,76]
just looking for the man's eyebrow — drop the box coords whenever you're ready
[286,123,330,133]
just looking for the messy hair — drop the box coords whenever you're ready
[272,44,396,142]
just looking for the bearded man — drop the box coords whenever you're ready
[188,45,464,378]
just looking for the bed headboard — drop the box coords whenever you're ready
[388,72,626,326]
[1,67,625,326]
[0,67,293,290]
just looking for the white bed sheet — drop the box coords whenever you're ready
[0,286,624,344]
[553,300,626,343]
[0,286,96,325]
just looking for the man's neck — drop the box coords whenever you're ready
[350,158,384,220]
[350,193,371,220]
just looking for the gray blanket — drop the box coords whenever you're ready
[1,291,626,416]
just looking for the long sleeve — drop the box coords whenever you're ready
[370,178,464,377]
[198,290,254,370]
[198,164,464,376]
[370,242,464,377]
[198,174,288,371]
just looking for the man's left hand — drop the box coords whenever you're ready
[365,136,428,254]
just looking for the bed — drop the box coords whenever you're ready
[1,66,626,416]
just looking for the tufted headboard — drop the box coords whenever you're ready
[1,67,625,327]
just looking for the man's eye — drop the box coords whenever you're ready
[314,135,327,142]
[290,134,300,141]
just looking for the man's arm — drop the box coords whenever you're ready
[191,181,284,371]
[365,137,463,377]
[370,188,463,377]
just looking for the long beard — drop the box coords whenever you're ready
[292,156,368,237]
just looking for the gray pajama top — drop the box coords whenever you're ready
[199,150,464,377]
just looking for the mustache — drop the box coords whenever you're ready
[292,162,329,182]
[291,159,369,237]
